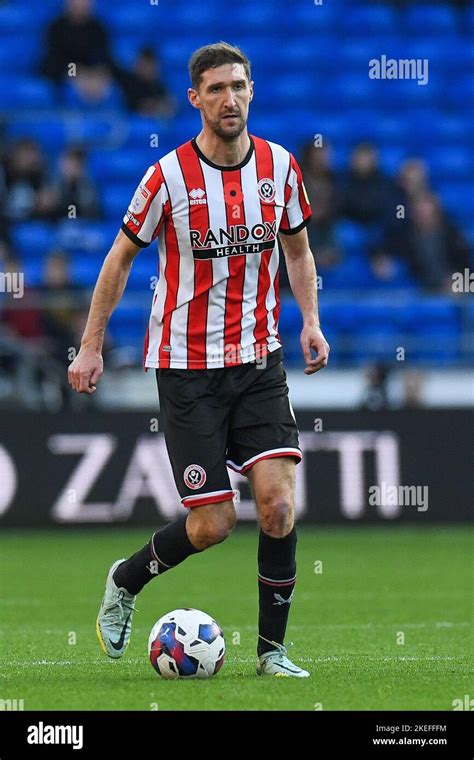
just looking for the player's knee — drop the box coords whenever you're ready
[187,501,236,549]
[258,496,294,538]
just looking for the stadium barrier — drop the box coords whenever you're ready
[0,410,471,525]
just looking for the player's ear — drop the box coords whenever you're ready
[188,87,200,109]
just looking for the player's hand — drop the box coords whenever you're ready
[68,348,103,394]
[301,324,330,375]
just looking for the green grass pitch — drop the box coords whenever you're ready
[0,525,472,711]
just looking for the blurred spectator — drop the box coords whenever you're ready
[373,193,470,292]
[396,158,430,206]
[0,238,11,268]
[114,47,178,118]
[1,139,56,222]
[361,363,389,411]
[42,0,112,83]
[0,218,12,262]
[52,146,100,219]
[1,256,43,342]
[341,142,398,226]
[40,251,80,364]
[63,64,123,109]
[299,141,342,268]
[402,370,424,409]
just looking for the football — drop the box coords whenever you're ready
[148,608,226,679]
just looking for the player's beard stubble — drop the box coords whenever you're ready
[204,109,248,142]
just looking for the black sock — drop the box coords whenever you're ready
[257,526,297,657]
[113,514,201,595]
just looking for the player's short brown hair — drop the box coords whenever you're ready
[188,41,251,90]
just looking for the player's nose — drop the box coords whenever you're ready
[223,87,237,108]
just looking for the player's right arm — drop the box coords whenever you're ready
[68,229,140,394]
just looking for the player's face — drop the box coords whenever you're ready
[190,63,253,141]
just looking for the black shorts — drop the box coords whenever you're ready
[156,348,301,508]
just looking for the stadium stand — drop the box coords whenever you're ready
[0,0,472,370]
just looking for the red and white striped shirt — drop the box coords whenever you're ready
[121,134,312,369]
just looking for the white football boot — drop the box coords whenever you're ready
[96,559,137,659]
[257,639,310,677]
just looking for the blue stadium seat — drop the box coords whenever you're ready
[364,114,412,145]
[70,257,101,287]
[434,182,474,221]
[319,74,376,107]
[279,37,335,72]
[402,37,457,68]
[5,119,67,155]
[318,302,350,331]
[0,76,56,109]
[102,184,137,219]
[22,261,44,287]
[411,325,461,365]
[339,4,398,34]
[122,115,174,150]
[404,4,457,33]
[429,147,473,180]
[55,220,118,255]
[99,4,174,36]
[160,38,207,70]
[127,258,158,290]
[112,37,149,69]
[278,299,302,332]
[310,114,353,144]
[65,117,116,148]
[339,37,403,69]
[0,4,43,31]
[11,223,56,261]
[374,76,441,108]
[463,220,474,248]
[88,149,157,184]
[407,112,470,145]
[379,145,409,175]
[334,221,369,254]
[329,145,351,171]
[290,2,338,30]
[349,324,404,363]
[319,254,376,290]
[227,2,284,30]
[0,35,39,72]
[62,80,125,111]
[9,0,63,21]
[109,307,149,333]
[398,298,460,331]
[467,4,474,31]
[444,75,474,109]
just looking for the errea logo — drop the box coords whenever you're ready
[189,188,207,206]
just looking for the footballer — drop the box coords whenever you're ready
[68,42,330,677]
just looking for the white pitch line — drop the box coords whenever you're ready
[224,621,470,630]
[1,654,464,669]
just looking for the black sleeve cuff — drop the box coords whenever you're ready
[279,215,312,236]
[121,222,149,248]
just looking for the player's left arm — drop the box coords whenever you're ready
[279,226,330,375]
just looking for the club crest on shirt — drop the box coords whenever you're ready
[257,178,276,203]
[184,464,207,490]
